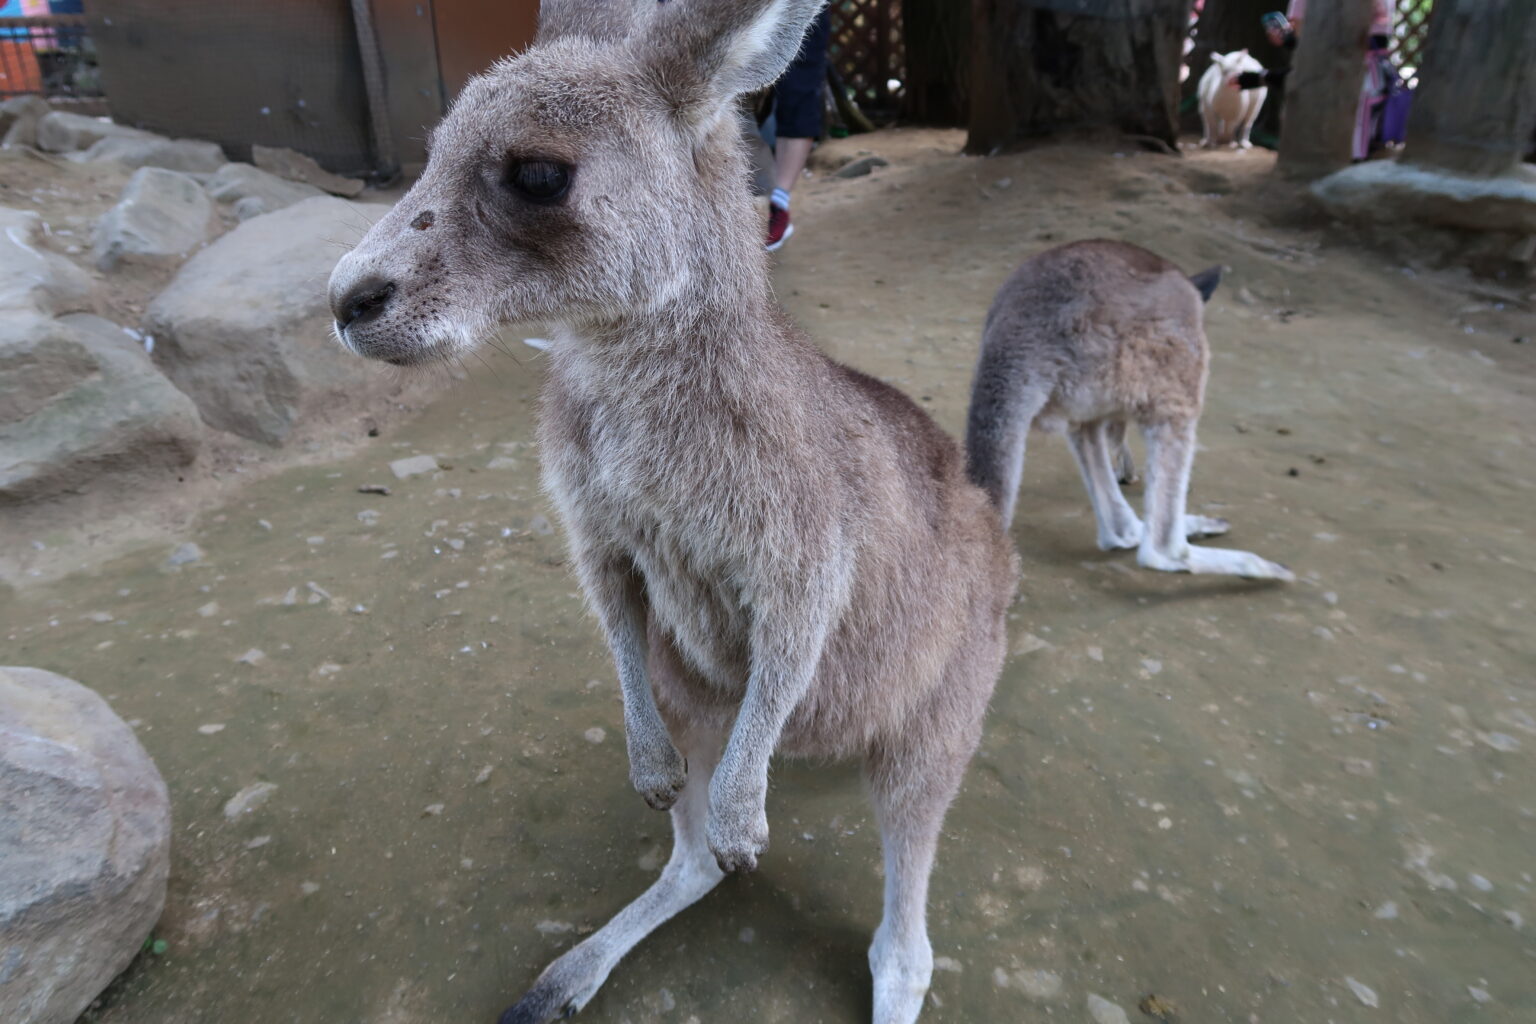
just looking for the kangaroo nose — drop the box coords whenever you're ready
[334,277,396,328]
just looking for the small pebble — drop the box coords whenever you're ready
[422,803,445,816]
[1087,993,1131,1024]
[223,781,277,819]
[198,723,225,735]
[389,454,440,479]
[583,727,606,744]
[1344,976,1379,1008]
[236,648,267,666]
[166,542,203,567]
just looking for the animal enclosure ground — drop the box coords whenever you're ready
[2,130,1533,1023]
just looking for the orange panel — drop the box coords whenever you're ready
[0,40,42,96]
[433,0,540,99]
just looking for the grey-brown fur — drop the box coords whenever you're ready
[966,239,1292,580]
[326,0,1017,1021]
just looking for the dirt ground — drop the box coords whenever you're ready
[3,129,1534,1024]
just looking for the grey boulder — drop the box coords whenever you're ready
[34,111,150,154]
[93,167,214,271]
[0,313,201,504]
[1312,159,1536,234]
[0,96,52,149]
[251,144,366,197]
[0,666,171,1024]
[205,162,324,219]
[145,195,391,444]
[0,207,93,317]
[77,134,226,175]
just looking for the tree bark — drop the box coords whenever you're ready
[1405,0,1536,177]
[966,0,1192,155]
[1275,0,1375,177]
[903,0,969,125]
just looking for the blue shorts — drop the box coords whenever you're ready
[771,9,832,140]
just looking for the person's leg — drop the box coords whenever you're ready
[772,137,814,199]
[765,9,831,249]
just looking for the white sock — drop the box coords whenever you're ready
[770,188,791,210]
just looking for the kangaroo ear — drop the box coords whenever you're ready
[639,0,827,128]
[537,0,650,43]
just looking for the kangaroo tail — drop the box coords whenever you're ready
[964,328,1052,529]
[1188,265,1222,302]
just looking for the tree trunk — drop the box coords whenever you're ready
[967,0,1192,155]
[1275,0,1375,177]
[1405,0,1536,177]
[903,0,969,125]
[1188,0,1276,72]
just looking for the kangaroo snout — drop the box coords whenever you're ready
[327,210,474,366]
[333,276,395,330]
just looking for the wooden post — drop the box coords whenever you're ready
[1275,0,1374,178]
[903,0,969,125]
[1405,0,1536,177]
[966,0,1192,155]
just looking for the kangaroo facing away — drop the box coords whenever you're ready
[966,240,1293,581]
[1198,49,1267,149]
[325,0,1017,1021]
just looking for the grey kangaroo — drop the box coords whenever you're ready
[966,240,1293,581]
[327,0,1017,1021]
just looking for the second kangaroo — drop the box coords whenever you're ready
[966,239,1293,581]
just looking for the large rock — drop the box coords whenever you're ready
[251,144,366,198]
[145,195,390,444]
[1312,159,1536,234]
[0,207,94,317]
[34,111,150,154]
[0,314,96,424]
[93,167,214,271]
[0,666,171,1024]
[77,134,226,175]
[0,313,201,503]
[0,96,52,149]
[204,162,324,220]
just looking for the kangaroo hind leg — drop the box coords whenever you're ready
[500,726,726,1024]
[1136,419,1292,580]
[866,714,981,1024]
[1067,420,1144,551]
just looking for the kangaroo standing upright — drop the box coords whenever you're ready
[966,240,1293,581]
[326,1,1018,1022]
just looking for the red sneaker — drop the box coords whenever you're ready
[765,204,794,251]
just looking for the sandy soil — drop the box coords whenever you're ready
[3,130,1534,1024]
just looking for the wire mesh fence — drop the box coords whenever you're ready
[1392,0,1434,86]
[0,14,100,102]
[829,0,904,121]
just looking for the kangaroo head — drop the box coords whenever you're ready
[1211,49,1252,78]
[329,0,823,365]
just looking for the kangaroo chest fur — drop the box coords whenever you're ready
[537,347,802,695]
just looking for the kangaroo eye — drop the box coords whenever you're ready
[505,160,571,203]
